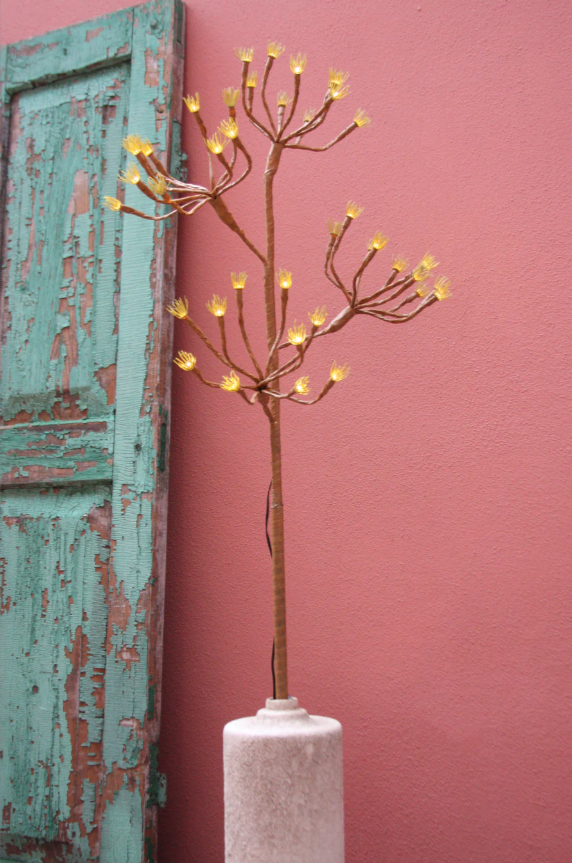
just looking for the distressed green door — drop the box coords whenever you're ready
[0,3,184,860]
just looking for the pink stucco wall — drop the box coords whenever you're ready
[3,1,572,861]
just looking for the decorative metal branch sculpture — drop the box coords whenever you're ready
[105,42,452,701]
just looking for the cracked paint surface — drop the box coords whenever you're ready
[0,2,184,860]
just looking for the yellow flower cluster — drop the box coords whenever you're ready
[353,109,371,127]
[119,163,141,185]
[235,47,254,63]
[104,197,122,212]
[184,93,200,113]
[329,69,350,101]
[392,256,408,272]
[277,91,290,107]
[148,175,167,196]
[247,72,258,88]
[288,323,307,346]
[346,201,363,220]
[330,362,350,382]
[174,351,197,371]
[122,134,153,156]
[267,41,285,59]
[277,269,292,289]
[369,233,388,251]
[308,306,328,327]
[206,295,227,317]
[221,371,241,392]
[413,253,439,282]
[294,376,310,394]
[205,132,229,155]
[222,87,239,107]
[434,276,451,301]
[231,272,247,290]
[166,297,189,319]
[290,54,307,75]
[220,118,239,140]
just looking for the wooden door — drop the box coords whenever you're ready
[0,3,184,860]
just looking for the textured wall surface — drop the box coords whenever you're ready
[3,1,572,862]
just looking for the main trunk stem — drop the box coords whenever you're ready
[264,142,288,699]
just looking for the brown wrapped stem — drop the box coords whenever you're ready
[266,289,289,373]
[135,152,157,178]
[261,56,277,135]
[183,314,232,368]
[352,248,377,303]
[241,61,273,138]
[285,122,357,152]
[149,151,169,175]
[288,378,335,405]
[192,368,222,389]
[236,291,264,378]
[217,316,258,381]
[209,196,266,264]
[280,74,300,137]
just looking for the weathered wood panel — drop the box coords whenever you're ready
[0,3,184,861]
[0,65,127,427]
[0,486,111,843]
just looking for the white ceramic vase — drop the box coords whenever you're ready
[223,696,344,862]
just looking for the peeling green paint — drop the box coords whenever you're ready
[0,485,110,840]
[0,2,183,860]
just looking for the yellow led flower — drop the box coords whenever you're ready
[122,134,143,155]
[330,361,350,382]
[354,109,371,127]
[346,201,364,220]
[277,269,292,289]
[369,233,388,251]
[330,84,350,101]
[206,295,227,317]
[221,371,241,392]
[392,256,408,272]
[220,118,239,139]
[294,376,310,394]
[267,41,285,58]
[222,88,239,107]
[184,93,200,113]
[235,47,254,63]
[329,68,349,88]
[416,282,432,298]
[231,272,247,290]
[420,253,439,270]
[303,108,316,123]
[247,72,258,88]
[434,276,451,301]
[287,323,307,346]
[148,175,167,196]
[119,163,141,185]
[104,196,122,211]
[140,139,153,157]
[277,91,290,107]
[308,305,327,327]
[166,297,189,319]
[173,351,197,371]
[290,54,307,75]
[328,219,343,236]
[205,132,229,155]
[413,265,430,281]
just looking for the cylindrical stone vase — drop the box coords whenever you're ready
[223,696,344,863]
